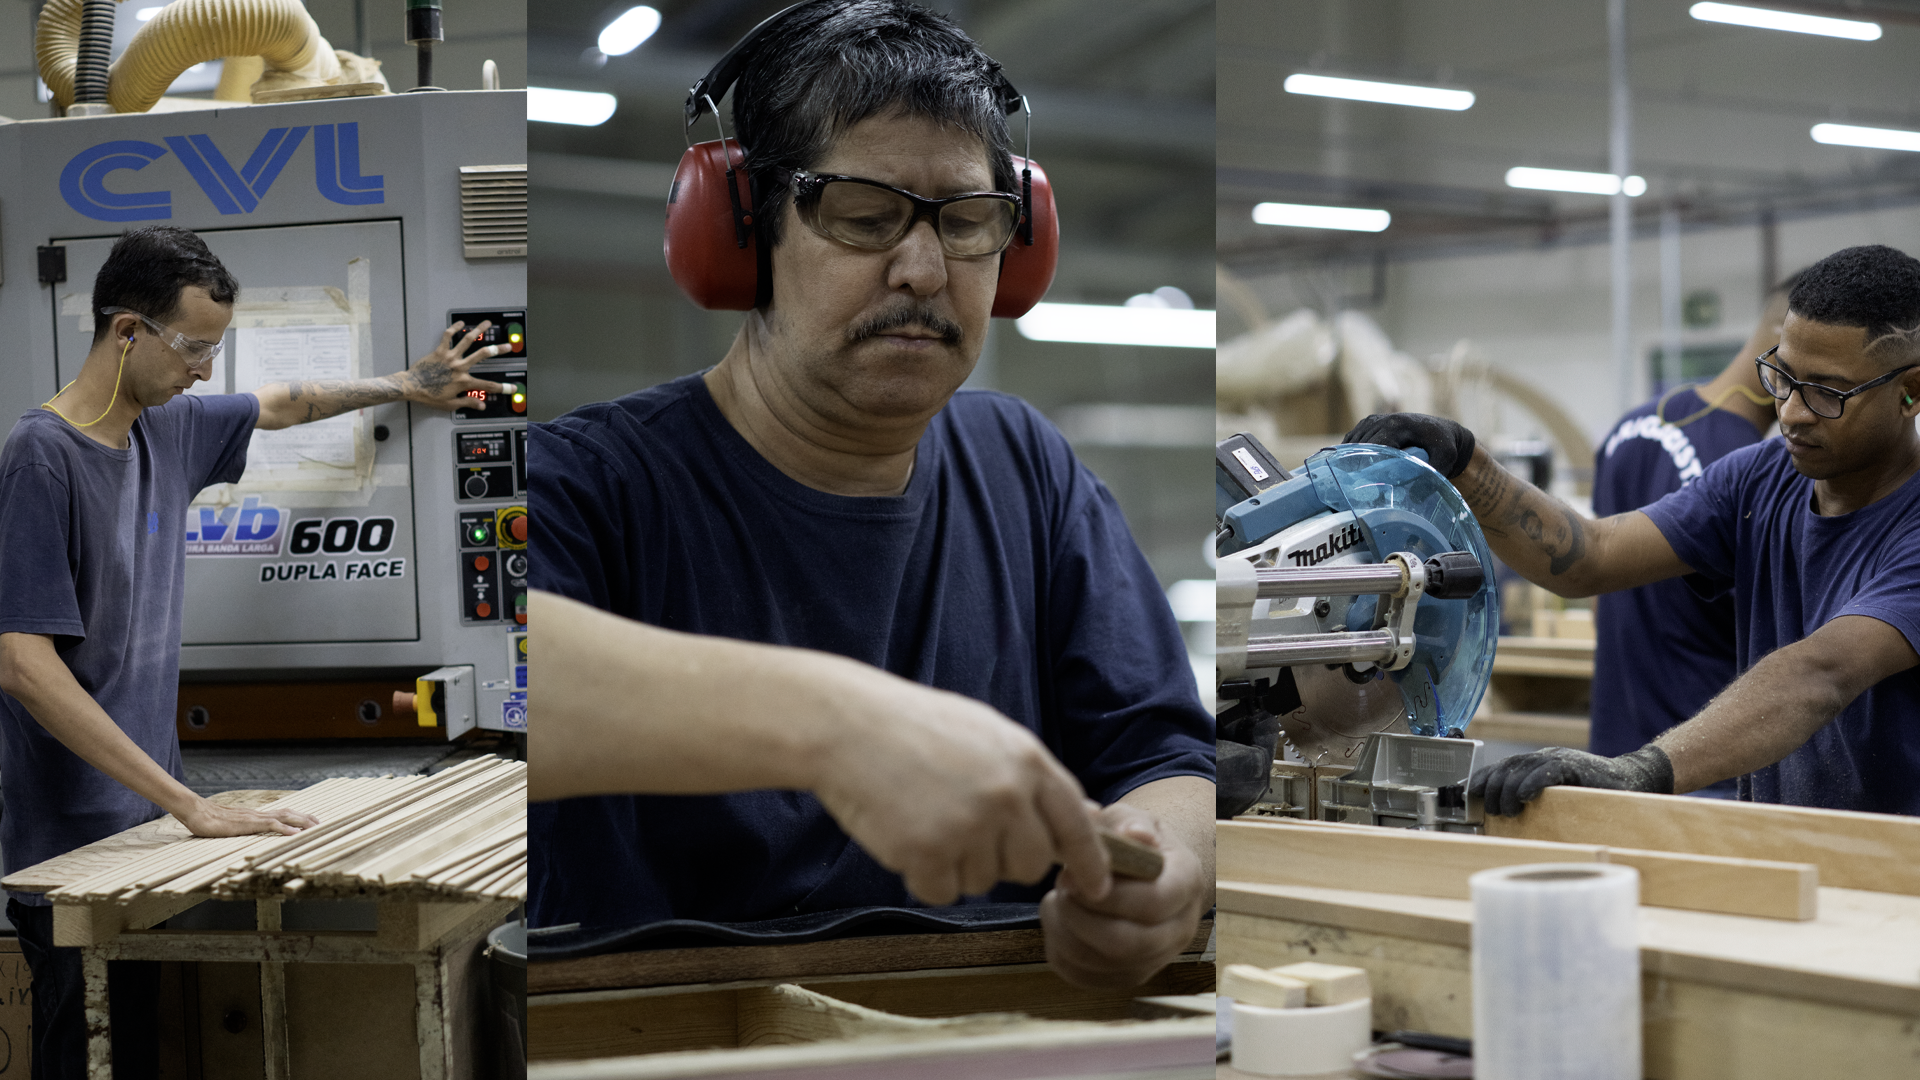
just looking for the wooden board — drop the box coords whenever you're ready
[529,921,1213,995]
[1216,883,1920,1080]
[1468,711,1590,747]
[3,791,291,895]
[1485,786,1920,896]
[1217,820,1818,920]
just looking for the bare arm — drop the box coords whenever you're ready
[1451,445,1692,597]
[1042,774,1214,990]
[0,633,317,837]
[252,321,507,430]
[525,590,1112,906]
[1655,614,1918,792]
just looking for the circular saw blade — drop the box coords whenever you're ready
[1280,659,1409,767]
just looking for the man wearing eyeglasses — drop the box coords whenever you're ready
[529,1,1212,993]
[1347,244,1920,817]
[0,225,504,1078]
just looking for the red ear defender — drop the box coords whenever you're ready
[664,139,760,312]
[664,142,1060,317]
[991,155,1057,320]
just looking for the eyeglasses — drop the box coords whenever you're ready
[100,307,224,372]
[791,171,1022,258]
[1755,345,1917,420]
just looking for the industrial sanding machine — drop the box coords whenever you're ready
[0,84,528,780]
[1214,434,1500,831]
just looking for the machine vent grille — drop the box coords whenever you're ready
[460,165,528,259]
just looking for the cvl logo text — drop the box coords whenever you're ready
[60,122,384,222]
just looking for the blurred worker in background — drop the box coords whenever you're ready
[526,0,1213,992]
[1345,244,1920,818]
[1588,273,1800,797]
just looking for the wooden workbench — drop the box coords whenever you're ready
[1217,790,1920,1079]
[4,789,518,1080]
[528,921,1218,1079]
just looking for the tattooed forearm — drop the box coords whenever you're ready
[1455,454,1591,581]
[282,376,406,424]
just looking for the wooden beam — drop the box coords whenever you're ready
[52,893,210,947]
[1217,820,1818,920]
[527,920,1215,995]
[1484,787,1920,896]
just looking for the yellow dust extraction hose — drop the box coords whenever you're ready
[38,0,345,114]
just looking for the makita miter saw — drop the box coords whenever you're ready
[1214,434,1500,830]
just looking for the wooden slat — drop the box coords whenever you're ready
[528,921,1214,995]
[1485,786,1920,896]
[4,791,290,894]
[1218,819,1818,920]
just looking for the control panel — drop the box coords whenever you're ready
[451,308,528,631]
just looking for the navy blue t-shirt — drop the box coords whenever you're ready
[1591,389,1764,778]
[0,394,257,901]
[526,373,1212,930]
[1643,438,1920,814]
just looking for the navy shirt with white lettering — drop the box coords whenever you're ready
[0,395,256,900]
[1590,389,1764,783]
[1643,437,1920,814]
[526,374,1213,930]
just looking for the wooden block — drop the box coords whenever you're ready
[1101,829,1164,880]
[1218,963,1307,1008]
[52,893,208,947]
[376,898,514,952]
[1217,819,1818,921]
[1271,961,1370,1005]
[1486,786,1920,896]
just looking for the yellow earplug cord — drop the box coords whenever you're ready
[44,335,131,429]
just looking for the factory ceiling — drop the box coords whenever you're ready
[1219,0,1920,274]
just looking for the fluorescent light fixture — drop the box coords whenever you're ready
[1252,202,1391,232]
[1689,2,1880,40]
[528,87,618,127]
[1016,303,1215,349]
[1283,73,1474,111]
[597,6,662,57]
[1811,122,1920,153]
[135,5,162,19]
[1505,166,1646,197]
[1166,579,1216,623]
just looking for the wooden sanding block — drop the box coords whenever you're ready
[1100,829,1165,880]
[1219,963,1309,1008]
[1271,961,1371,1005]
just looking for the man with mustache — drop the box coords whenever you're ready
[1348,244,1920,817]
[526,0,1212,991]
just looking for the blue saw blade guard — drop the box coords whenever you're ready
[1220,443,1500,736]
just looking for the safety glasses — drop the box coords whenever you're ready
[1755,345,1917,420]
[100,307,224,373]
[791,171,1021,258]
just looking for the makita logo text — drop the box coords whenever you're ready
[60,123,384,223]
[1286,523,1363,567]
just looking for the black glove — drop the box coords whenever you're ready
[1469,745,1674,818]
[1343,414,1477,480]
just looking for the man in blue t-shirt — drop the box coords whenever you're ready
[1347,244,1920,817]
[0,226,506,1079]
[1588,282,1791,795]
[526,1,1213,992]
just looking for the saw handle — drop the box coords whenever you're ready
[1100,829,1165,881]
[1423,551,1485,599]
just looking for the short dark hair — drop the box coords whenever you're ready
[90,226,239,343]
[1787,245,1920,360]
[730,0,1018,256]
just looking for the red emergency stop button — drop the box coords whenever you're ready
[507,515,527,543]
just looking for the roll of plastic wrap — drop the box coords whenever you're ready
[1471,862,1641,1080]
[1230,996,1371,1077]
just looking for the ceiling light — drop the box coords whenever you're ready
[1688,3,1880,40]
[135,6,162,19]
[528,87,618,127]
[1505,167,1646,197]
[1252,202,1391,232]
[1166,579,1216,622]
[1283,73,1474,111]
[1811,122,1920,153]
[1016,304,1215,349]
[597,6,662,57]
